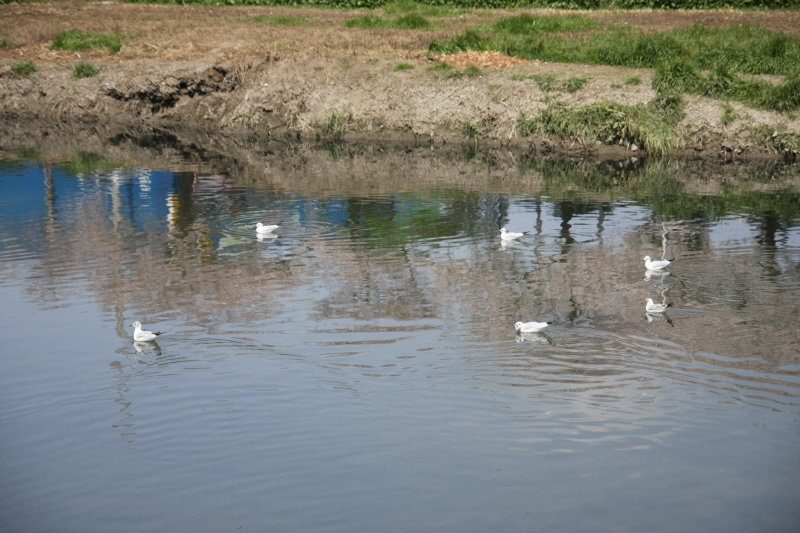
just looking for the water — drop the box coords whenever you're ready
[1,139,799,532]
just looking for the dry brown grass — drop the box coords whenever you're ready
[3,2,799,65]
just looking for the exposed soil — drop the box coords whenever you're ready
[1,2,799,159]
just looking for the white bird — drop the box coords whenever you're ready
[256,221,282,234]
[131,321,165,342]
[499,228,528,241]
[643,255,673,270]
[643,298,670,313]
[514,320,550,333]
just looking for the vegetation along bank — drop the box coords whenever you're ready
[1,1,798,158]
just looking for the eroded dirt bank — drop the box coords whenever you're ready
[1,3,799,160]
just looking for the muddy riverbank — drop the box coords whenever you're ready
[1,2,798,159]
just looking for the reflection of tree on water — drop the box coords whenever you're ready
[555,201,576,246]
[755,211,785,248]
[552,200,614,250]
[3,146,800,367]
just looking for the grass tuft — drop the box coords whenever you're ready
[345,13,431,30]
[394,14,432,30]
[464,65,482,77]
[533,74,559,92]
[1,39,20,49]
[319,112,345,139]
[394,62,414,71]
[51,28,125,54]
[525,74,588,93]
[345,14,383,29]
[72,62,102,79]
[652,59,703,94]
[562,76,588,93]
[429,30,486,56]
[462,118,489,147]
[720,102,740,126]
[518,97,683,156]
[11,61,37,76]
[517,112,539,137]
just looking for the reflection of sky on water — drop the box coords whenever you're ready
[4,160,798,256]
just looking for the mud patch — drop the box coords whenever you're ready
[105,63,242,114]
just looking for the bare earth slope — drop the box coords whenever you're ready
[1,2,799,158]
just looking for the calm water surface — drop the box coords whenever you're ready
[1,140,799,532]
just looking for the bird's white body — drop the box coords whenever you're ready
[643,298,670,313]
[499,228,528,241]
[256,222,282,234]
[131,321,164,342]
[643,255,673,270]
[514,320,550,333]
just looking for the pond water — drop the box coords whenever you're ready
[1,137,799,533]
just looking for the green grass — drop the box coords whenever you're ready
[533,74,559,92]
[517,95,684,156]
[51,29,125,54]
[427,62,478,80]
[429,62,452,71]
[562,76,588,93]
[116,0,794,8]
[514,74,587,93]
[319,112,345,139]
[382,0,467,18]
[72,62,102,78]
[428,61,464,79]
[432,24,800,76]
[251,16,308,26]
[625,76,642,86]
[11,61,37,76]
[430,23,800,113]
[751,125,799,156]
[345,13,431,30]
[484,14,601,36]
[516,111,538,137]
[652,59,800,113]
[720,102,740,126]
[462,118,490,147]
[1,39,20,49]
[395,62,414,71]
[465,65,482,77]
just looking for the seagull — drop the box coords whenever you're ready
[130,321,165,342]
[643,298,670,313]
[256,221,282,234]
[514,320,550,333]
[643,255,673,270]
[499,228,528,241]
